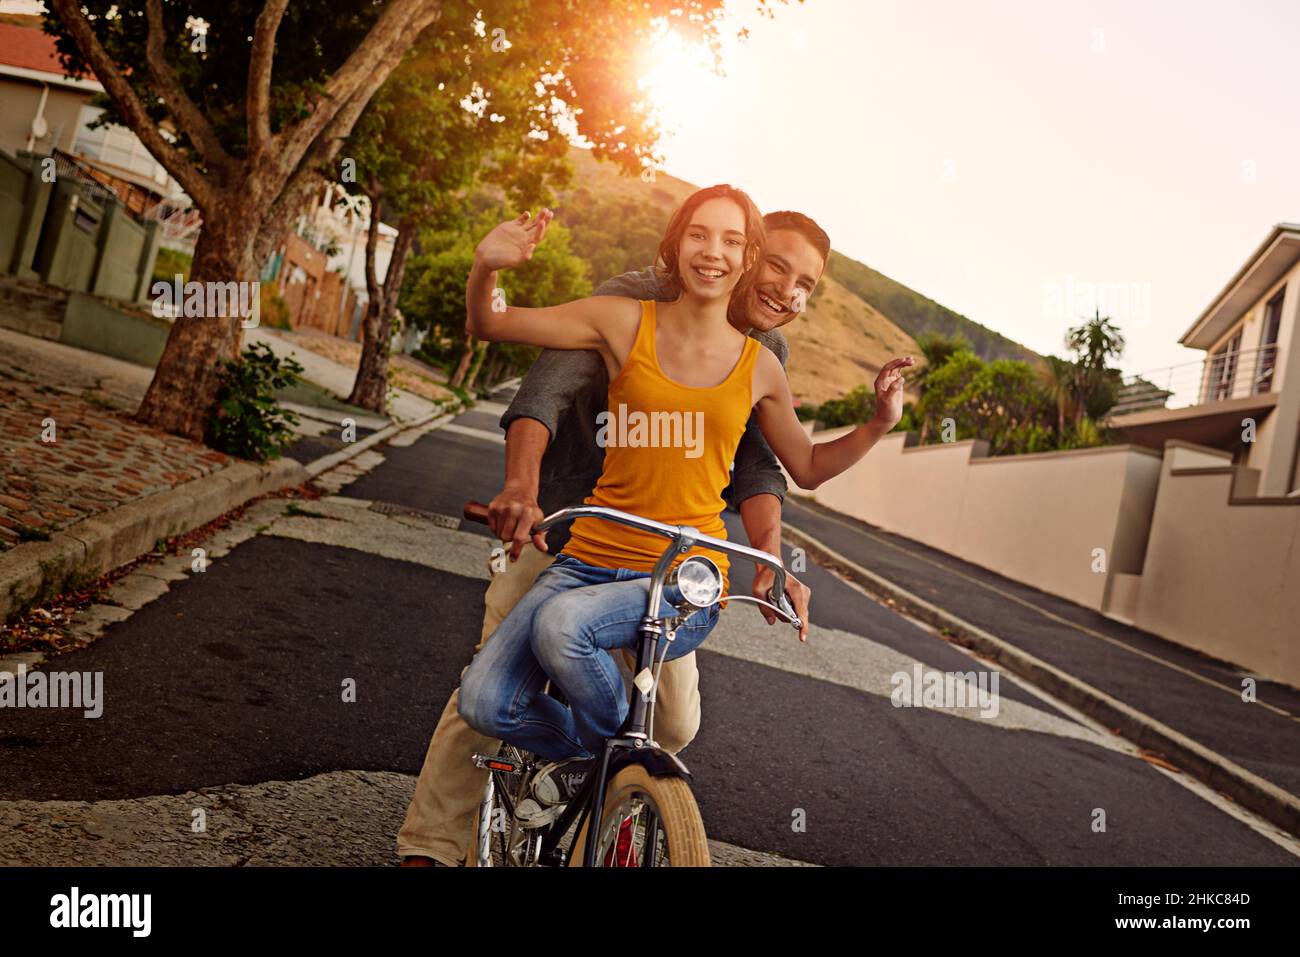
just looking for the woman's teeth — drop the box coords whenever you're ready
[693,266,726,279]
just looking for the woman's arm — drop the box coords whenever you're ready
[753,351,914,490]
[466,210,636,356]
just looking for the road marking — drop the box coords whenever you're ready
[440,422,506,445]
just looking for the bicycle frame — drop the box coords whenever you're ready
[475,503,800,867]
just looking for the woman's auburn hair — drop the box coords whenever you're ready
[654,184,767,326]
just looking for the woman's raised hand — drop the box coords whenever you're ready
[474,209,554,271]
[871,356,915,429]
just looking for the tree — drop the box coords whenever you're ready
[46,0,445,439]
[908,332,971,441]
[44,0,775,440]
[341,2,574,411]
[1065,309,1125,422]
[1036,353,1081,438]
[400,213,590,389]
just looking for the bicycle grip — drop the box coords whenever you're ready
[463,501,490,524]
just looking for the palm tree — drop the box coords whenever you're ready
[1036,354,1081,438]
[911,332,972,441]
[1064,310,1126,424]
[1065,309,1126,370]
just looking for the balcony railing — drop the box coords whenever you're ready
[1111,344,1280,416]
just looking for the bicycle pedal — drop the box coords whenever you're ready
[472,753,525,773]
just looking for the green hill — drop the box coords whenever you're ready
[826,251,1040,364]
[552,147,1039,402]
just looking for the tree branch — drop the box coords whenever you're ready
[247,0,290,160]
[272,0,442,184]
[251,166,327,268]
[144,0,232,177]
[363,182,383,306]
[49,0,214,209]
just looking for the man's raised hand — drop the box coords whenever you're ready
[474,209,554,272]
[871,356,915,429]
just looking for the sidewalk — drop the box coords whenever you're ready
[782,495,1300,834]
[0,331,239,552]
[246,327,442,423]
[0,329,310,626]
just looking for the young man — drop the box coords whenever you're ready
[397,210,831,866]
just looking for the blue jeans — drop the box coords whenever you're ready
[458,554,721,760]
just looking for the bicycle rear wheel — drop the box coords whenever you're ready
[465,743,536,867]
[569,764,710,867]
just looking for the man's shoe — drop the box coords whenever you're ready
[531,757,595,805]
[514,757,596,829]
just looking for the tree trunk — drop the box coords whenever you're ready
[348,214,416,413]
[464,341,490,393]
[482,354,502,390]
[134,207,257,440]
[449,334,476,389]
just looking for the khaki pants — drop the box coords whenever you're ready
[396,545,702,865]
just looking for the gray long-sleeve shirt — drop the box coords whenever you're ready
[500,267,789,552]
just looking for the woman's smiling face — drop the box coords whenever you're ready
[676,197,750,301]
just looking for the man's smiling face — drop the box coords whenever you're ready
[748,228,826,333]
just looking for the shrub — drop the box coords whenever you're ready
[152,247,193,284]
[815,384,877,429]
[204,342,304,462]
[258,280,293,331]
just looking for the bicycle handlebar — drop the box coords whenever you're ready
[462,501,801,630]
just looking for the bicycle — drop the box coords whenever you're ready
[460,500,802,867]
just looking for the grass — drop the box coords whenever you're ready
[285,503,332,520]
[273,379,376,418]
[80,389,117,410]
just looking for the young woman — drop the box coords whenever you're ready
[458,184,912,765]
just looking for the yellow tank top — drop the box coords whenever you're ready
[562,300,760,589]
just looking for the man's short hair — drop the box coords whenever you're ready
[763,210,831,263]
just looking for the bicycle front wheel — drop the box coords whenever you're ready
[569,764,710,867]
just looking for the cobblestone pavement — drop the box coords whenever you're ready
[0,336,234,550]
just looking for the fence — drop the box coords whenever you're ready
[0,149,159,303]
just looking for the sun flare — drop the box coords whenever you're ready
[636,29,716,131]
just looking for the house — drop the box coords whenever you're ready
[796,222,1300,687]
[1109,223,1300,497]
[0,15,196,251]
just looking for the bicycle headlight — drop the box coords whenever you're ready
[669,555,724,610]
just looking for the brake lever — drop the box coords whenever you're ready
[769,589,803,632]
[718,593,803,631]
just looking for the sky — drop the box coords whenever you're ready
[7,0,1297,377]
[635,0,1300,378]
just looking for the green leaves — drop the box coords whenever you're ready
[203,342,304,462]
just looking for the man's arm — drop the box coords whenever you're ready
[489,417,550,560]
[731,327,809,639]
[492,348,604,561]
[740,491,811,643]
[491,266,665,559]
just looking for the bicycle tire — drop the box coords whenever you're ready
[569,764,710,867]
[465,744,533,867]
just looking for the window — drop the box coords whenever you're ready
[1206,329,1242,402]
[1255,289,1284,394]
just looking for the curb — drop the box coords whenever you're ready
[304,403,460,478]
[0,399,468,625]
[1,457,308,625]
[781,522,1300,840]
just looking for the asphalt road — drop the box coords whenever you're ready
[1,389,1295,866]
